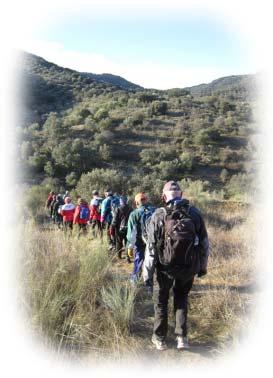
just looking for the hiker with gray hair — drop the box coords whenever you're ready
[143,180,209,351]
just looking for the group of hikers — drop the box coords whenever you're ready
[45,180,209,351]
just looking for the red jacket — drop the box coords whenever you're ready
[60,203,75,222]
[46,194,54,208]
[73,204,90,224]
[89,197,102,221]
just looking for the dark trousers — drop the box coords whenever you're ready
[153,270,194,341]
[63,221,73,233]
[105,222,115,247]
[115,231,127,258]
[77,223,87,238]
[91,219,103,238]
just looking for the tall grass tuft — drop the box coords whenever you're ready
[20,223,136,356]
[101,281,136,334]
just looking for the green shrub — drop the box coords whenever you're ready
[225,173,256,201]
[126,111,145,127]
[44,161,55,177]
[150,101,168,116]
[94,108,109,121]
[76,168,126,200]
[21,141,34,160]
[94,131,114,146]
[98,117,115,131]
[194,129,211,145]
[98,144,111,161]
[22,184,53,222]
[65,172,78,187]
[220,168,229,183]
[179,152,194,171]
[156,161,178,180]
[179,179,210,209]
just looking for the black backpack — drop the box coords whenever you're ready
[119,210,128,234]
[158,204,198,279]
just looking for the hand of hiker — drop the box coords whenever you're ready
[127,247,134,259]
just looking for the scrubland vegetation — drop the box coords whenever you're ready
[18,52,259,204]
[19,186,257,363]
[17,51,260,363]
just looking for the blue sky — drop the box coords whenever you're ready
[22,10,256,89]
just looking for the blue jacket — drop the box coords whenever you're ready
[101,195,113,224]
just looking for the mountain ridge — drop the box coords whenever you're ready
[19,50,257,94]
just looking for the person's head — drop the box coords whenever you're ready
[78,198,87,206]
[57,194,62,201]
[134,192,147,207]
[119,195,128,206]
[162,181,182,203]
[65,196,71,204]
[92,190,99,197]
[50,191,54,195]
[104,189,112,197]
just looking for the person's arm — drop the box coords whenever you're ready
[194,209,209,276]
[126,211,137,248]
[73,206,80,224]
[100,199,107,222]
[142,210,162,285]
[52,202,58,217]
[111,207,119,228]
[60,205,65,217]
[89,204,93,219]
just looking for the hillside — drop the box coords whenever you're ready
[82,72,143,91]
[17,51,258,202]
[18,51,126,124]
[19,52,259,362]
[186,75,258,100]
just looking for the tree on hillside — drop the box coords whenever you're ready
[94,108,109,121]
[150,101,168,116]
[43,112,64,147]
[167,88,190,97]
[21,141,34,160]
[76,169,126,200]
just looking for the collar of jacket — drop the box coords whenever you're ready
[166,197,183,207]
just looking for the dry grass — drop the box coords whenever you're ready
[18,201,257,363]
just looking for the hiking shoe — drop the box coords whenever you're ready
[151,335,167,351]
[176,336,189,350]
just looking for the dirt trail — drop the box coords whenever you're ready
[110,253,218,362]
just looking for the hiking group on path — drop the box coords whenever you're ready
[45,180,209,352]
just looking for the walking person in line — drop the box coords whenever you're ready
[52,194,64,228]
[50,194,57,220]
[63,190,70,201]
[143,180,209,351]
[101,189,115,250]
[60,196,75,234]
[89,190,103,239]
[110,195,132,260]
[45,190,55,211]
[127,192,155,282]
[73,198,90,237]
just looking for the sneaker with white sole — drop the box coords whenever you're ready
[176,336,189,350]
[151,335,167,351]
